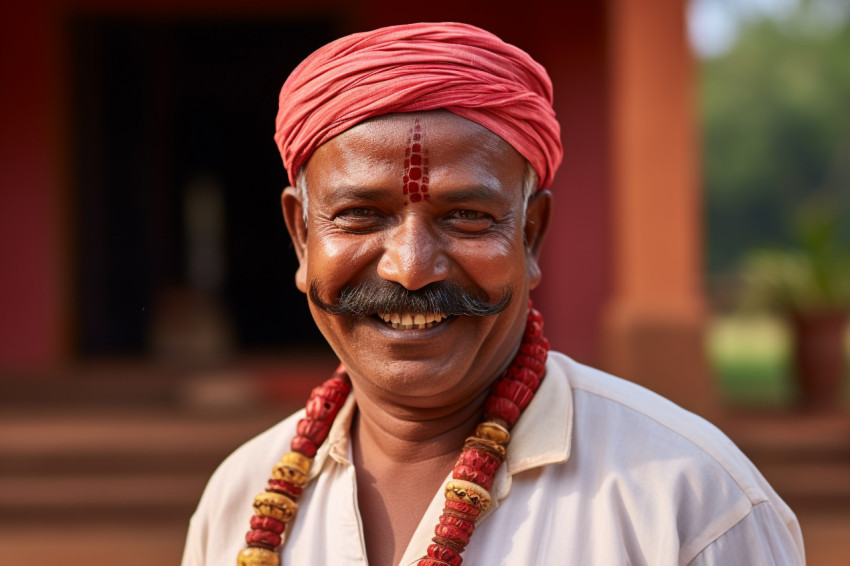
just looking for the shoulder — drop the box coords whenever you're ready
[182,410,304,566]
[547,352,804,563]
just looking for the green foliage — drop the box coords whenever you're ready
[701,4,850,272]
[739,205,850,313]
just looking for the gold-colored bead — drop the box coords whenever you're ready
[280,452,312,474]
[236,546,280,566]
[272,463,307,486]
[475,422,510,445]
[272,452,312,485]
[252,491,298,522]
[445,479,491,512]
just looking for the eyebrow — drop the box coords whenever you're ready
[323,186,394,206]
[436,185,512,207]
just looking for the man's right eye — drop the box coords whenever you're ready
[336,207,377,219]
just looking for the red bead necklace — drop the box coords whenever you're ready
[237,303,549,566]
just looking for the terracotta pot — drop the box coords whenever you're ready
[791,311,849,410]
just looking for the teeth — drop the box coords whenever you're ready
[376,312,449,330]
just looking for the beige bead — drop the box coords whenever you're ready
[475,422,510,445]
[445,479,491,512]
[236,546,280,566]
[280,451,312,474]
[253,491,298,522]
[272,452,312,486]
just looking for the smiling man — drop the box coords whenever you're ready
[182,23,804,566]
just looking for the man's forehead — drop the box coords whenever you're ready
[305,111,527,196]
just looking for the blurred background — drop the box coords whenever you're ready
[0,0,848,563]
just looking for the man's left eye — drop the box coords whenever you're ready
[446,209,494,231]
[450,209,487,220]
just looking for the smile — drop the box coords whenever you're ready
[376,312,448,330]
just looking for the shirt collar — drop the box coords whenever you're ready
[481,353,573,521]
[308,353,574,490]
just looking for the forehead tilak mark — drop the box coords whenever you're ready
[402,119,430,204]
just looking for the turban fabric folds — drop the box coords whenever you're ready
[274,22,563,189]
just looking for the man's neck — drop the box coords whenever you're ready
[349,384,490,566]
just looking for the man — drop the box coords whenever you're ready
[182,23,804,566]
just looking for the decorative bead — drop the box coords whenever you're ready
[475,420,510,443]
[519,341,548,361]
[246,528,282,548]
[455,452,500,481]
[253,492,298,522]
[523,320,542,339]
[506,366,541,390]
[236,546,280,566]
[484,395,521,428]
[431,535,466,553]
[267,479,303,499]
[434,523,472,545]
[494,378,534,410]
[513,353,545,375]
[280,452,312,474]
[452,465,494,490]
[296,418,331,443]
[417,559,454,566]
[439,513,475,532]
[427,543,463,566]
[305,381,349,421]
[444,479,491,512]
[273,452,312,486]
[250,515,286,534]
[463,436,506,461]
[289,436,318,458]
[444,499,481,517]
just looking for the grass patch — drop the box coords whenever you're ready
[708,315,797,407]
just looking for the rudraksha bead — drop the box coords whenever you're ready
[444,499,481,517]
[506,366,541,390]
[427,543,463,566]
[289,436,318,458]
[434,523,472,546]
[267,479,303,499]
[513,353,545,375]
[250,515,285,534]
[246,528,282,548]
[296,418,332,444]
[494,377,534,410]
[484,395,521,428]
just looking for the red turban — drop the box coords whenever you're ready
[274,22,562,189]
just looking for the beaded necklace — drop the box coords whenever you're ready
[237,302,549,566]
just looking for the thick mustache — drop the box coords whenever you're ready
[308,279,512,319]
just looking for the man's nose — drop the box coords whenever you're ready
[376,218,449,290]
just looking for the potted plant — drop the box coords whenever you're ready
[739,205,850,409]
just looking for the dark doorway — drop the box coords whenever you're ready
[71,15,336,356]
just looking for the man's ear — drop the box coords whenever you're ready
[281,186,309,293]
[523,189,552,290]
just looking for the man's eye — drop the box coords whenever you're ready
[447,209,494,232]
[341,207,375,217]
[450,209,487,220]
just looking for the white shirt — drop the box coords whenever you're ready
[182,352,805,565]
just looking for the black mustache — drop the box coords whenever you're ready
[308,279,512,319]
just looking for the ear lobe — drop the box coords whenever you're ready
[281,187,309,293]
[523,190,552,290]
